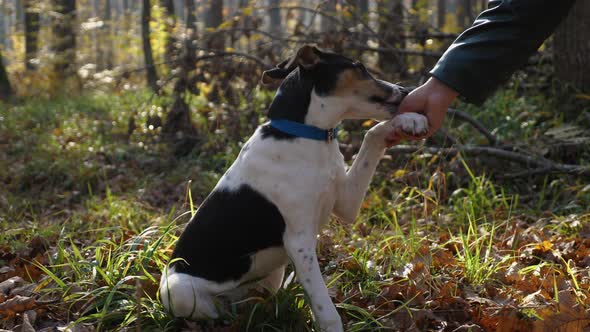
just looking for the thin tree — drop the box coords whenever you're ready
[268,0,281,31]
[321,0,337,33]
[378,0,406,79]
[554,0,590,118]
[16,0,24,31]
[459,0,473,28]
[141,0,159,92]
[163,0,198,153]
[160,0,176,64]
[204,0,224,50]
[0,50,13,101]
[52,0,76,82]
[0,2,5,51]
[437,0,446,30]
[356,0,369,46]
[24,0,40,70]
[103,0,113,69]
[184,0,197,46]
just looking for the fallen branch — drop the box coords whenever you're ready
[447,108,498,145]
[388,145,590,176]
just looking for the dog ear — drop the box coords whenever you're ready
[261,59,291,86]
[260,45,322,86]
[287,45,321,70]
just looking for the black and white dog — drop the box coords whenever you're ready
[159,45,428,332]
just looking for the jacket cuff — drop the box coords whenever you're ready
[429,62,489,106]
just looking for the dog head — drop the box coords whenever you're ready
[262,45,408,127]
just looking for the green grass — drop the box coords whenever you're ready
[1,89,589,331]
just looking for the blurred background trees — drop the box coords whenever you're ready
[0,0,588,130]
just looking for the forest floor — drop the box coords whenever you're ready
[0,89,589,331]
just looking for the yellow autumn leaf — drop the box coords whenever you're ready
[534,240,554,252]
[392,169,407,178]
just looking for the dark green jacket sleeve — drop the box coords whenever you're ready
[430,0,575,105]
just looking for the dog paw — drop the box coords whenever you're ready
[392,112,429,136]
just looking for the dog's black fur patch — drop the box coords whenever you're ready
[171,184,286,282]
[260,124,297,140]
[267,67,314,124]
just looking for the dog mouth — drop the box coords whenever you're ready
[369,95,403,114]
[370,95,401,106]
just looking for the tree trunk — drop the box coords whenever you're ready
[184,0,197,55]
[174,0,184,22]
[0,50,13,101]
[162,0,198,154]
[0,2,6,51]
[460,0,473,28]
[356,0,369,46]
[437,0,446,29]
[24,0,39,70]
[480,0,488,13]
[204,0,224,50]
[554,0,590,107]
[103,0,113,69]
[321,0,337,33]
[378,0,405,79]
[92,0,101,68]
[52,0,76,82]
[2,1,13,52]
[141,0,159,92]
[16,0,24,31]
[160,0,177,64]
[268,0,281,31]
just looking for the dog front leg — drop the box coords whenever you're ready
[333,114,428,224]
[332,122,389,224]
[284,231,343,332]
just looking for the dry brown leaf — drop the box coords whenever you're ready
[0,296,35,319]
[0,277,24,296]
[433,248,457,268]
[534,290,590,332]
[505,262,523,283]
[18,310,36,332]
[496,312,533,332]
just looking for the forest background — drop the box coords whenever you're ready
[0,0,589,331]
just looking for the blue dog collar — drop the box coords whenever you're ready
[269,119,338,143]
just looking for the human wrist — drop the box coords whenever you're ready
[425,77,459,107]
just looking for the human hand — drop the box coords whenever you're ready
[385,77,459,146]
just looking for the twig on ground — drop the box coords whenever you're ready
[388,145,590,176]
[446,108,498,146]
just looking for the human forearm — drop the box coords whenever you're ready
[431,0,575,105]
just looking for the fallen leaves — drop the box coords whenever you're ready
[534,290,590,332]
[0,296,36,319]
[0,277,24,299]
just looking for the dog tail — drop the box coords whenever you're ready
[159,266,219,319]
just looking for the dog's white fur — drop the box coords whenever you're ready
[160,84,428,331]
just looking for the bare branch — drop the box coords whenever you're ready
[388,145,590,176]
[447,108,498,145]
